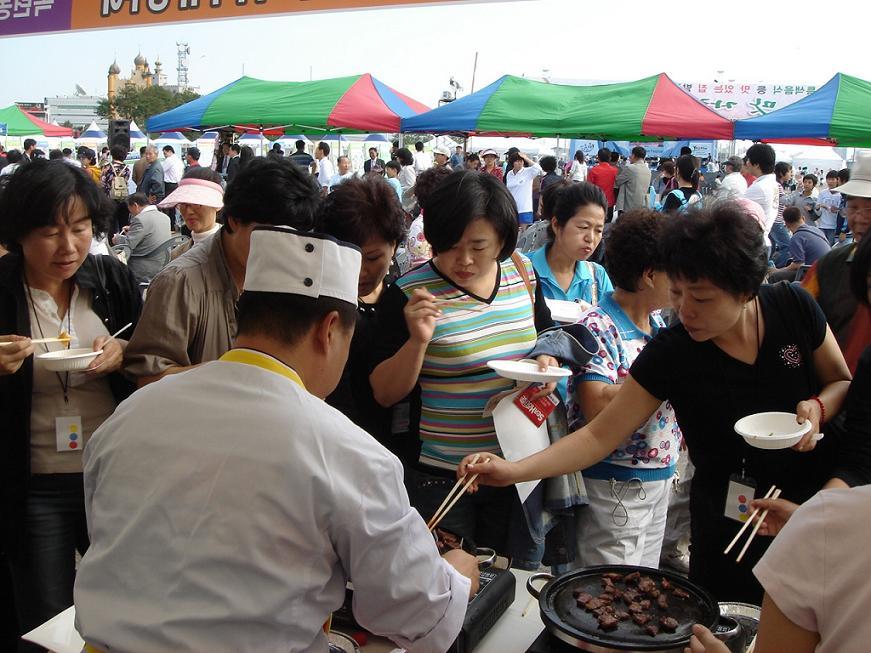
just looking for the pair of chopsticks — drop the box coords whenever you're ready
[724,485,782,563]
[426,454,490,532]
[1,335,71,347]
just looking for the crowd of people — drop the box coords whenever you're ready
[0,134,869,653]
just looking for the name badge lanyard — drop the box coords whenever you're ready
[26,280,73,405]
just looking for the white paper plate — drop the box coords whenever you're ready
[734,411,816,450]
[545,298,591,323]
[37,348,102,372]
[487,359,571,383]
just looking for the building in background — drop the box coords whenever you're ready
[45,93,103,131]
[14,101,47,121]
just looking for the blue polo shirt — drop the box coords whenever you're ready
[528,245,613,304]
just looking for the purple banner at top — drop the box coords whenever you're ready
[0,0,73,37]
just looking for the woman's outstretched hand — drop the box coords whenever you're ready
[456,453,516,492]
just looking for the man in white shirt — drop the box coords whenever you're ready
[329,155,354,190]
[743,143,781,246]
[715,155,748,200]
[75,226,477,653]
[315,141,336,195]
[161,145,185,197]
[505,151,543,230]
[413,140,432,174]
[433,145,452,171]
[815,170,843,244]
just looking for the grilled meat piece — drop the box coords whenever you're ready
[574,591,593,605]
[660,578,672,591]
[622,589,640,604]
[623,571,641,584]
[602,572,624,581]
[616,610,630,621]
[656,594,669,610]
[660,616,679,632]
[631,612,652,626]
[598,613,620,631]
[644,624,660,637]
[637,577,656,593]
[627,602,643,614]
[585,598,607,612]
[639,599,652,610]
[672,587,690,600]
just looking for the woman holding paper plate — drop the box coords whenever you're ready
[0,160,141,647]
[459,201,871,604]
[370,170,558,555]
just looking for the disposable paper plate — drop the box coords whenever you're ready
[734,411,816,450]
[487,359,571,383]
[37,348,102,372]
[545,298,591,323]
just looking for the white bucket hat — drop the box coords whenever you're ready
[836,152,871,198]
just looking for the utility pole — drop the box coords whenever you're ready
[470,51,479,93]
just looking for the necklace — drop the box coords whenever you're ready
[25,278,73,405]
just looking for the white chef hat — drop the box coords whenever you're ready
[244,226,361,306]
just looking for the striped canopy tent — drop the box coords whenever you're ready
[734,73,871,147]
[146,74,429,135]
[401,74,734,140]
[153,131,189,141]
[0,105,73,137]
[80,121,106,139]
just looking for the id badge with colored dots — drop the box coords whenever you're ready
[55,406,83,453]
[724,473,757,523]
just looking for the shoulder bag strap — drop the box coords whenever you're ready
[585,261,599,305]
[510,251,535,306]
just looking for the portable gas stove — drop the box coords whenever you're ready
[332,565,515,653]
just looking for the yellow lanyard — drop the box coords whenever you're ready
[218,349,305,389]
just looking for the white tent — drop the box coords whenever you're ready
[195,131,220,167]
[770,144,845,173]
[76,121,107,148]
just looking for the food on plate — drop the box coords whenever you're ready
[637,576,656,593]
[631,612,652,626]
[574,590,593,606]
[627,602,643,614]
[656,594,669,610]
[623,571,641,584]
[602,572,624,581]
[433,528,462,555]
[660,578,672,591]
[597,613,619,631]
[644,624,660,637]
[672,587,690,600]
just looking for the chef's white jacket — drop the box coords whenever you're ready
[74,349,470,653]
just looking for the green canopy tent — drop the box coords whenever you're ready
[0,105,73,137]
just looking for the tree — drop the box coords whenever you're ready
[97,86,201,126]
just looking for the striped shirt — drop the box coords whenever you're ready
[374,257,539,470]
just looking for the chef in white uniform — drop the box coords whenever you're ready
[74,226,478,653]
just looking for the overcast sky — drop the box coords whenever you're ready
[2,0,869,109]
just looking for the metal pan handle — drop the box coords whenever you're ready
[526,572,554,599]
[475,548,497,569]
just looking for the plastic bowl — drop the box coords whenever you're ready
[734,411,812,450]
[37,348,102,372]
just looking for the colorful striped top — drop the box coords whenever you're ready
[374,256,540,470]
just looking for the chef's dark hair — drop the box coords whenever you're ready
[222,157,321,233]
[660,201,768,298]
[604,209,665,291]
[237,292,357,344]
[0,159,112,253]
[423,170,517,260]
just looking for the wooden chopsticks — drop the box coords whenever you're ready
[0,336,71,347]
[427,454,490,532]
[724,485,782,563]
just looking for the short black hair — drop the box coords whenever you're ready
[23,138,36,150]
[548,181,608,241]
[110,145,128,161]
[295,140,306,151]
[540,155,557,173]
[631,146,646,159]
[466,152,480,165]
[597,147,610,163]
[272,143,282,151]
[396,147,414,167]
[850,232,871,306]
[0,160,112,252]
[223,156,320,230]
[368,147,378,154]
[803,173,818,185]
[230,144,242,154]
[187,147,201,160]
[385,160,401,173]
[79,147,96,164]
[62,148,72,156]
[182,165,223,185]
[782,206,802,224]
[337,155,349,164]
[139,146,146,155]
[423,170,518,260]
[48,149,64,160]
[659,160,675,176]
[774,161,792,179]
[745,144,776,175]
[838,168,850,184]
[163,145,175,154]
[5,150,22,164]
[610,151,621,163]
[679,146,693,156]
[675,154,700,189]
[604,209,665,291]
[414,165,453,212]
[539,179,570,221]
[237,292,357,346]
[825,169,839,180]
[414,141,424,152]
[660,201,768,298]
[126,192,150,207]
[317,141,330,156]
[318,176,406,247]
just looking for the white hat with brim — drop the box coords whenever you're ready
[481,149,498,158]
[834,153,871,198]
[433,146,450,157]
[158,178,224,209]
[243,226,362,306]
